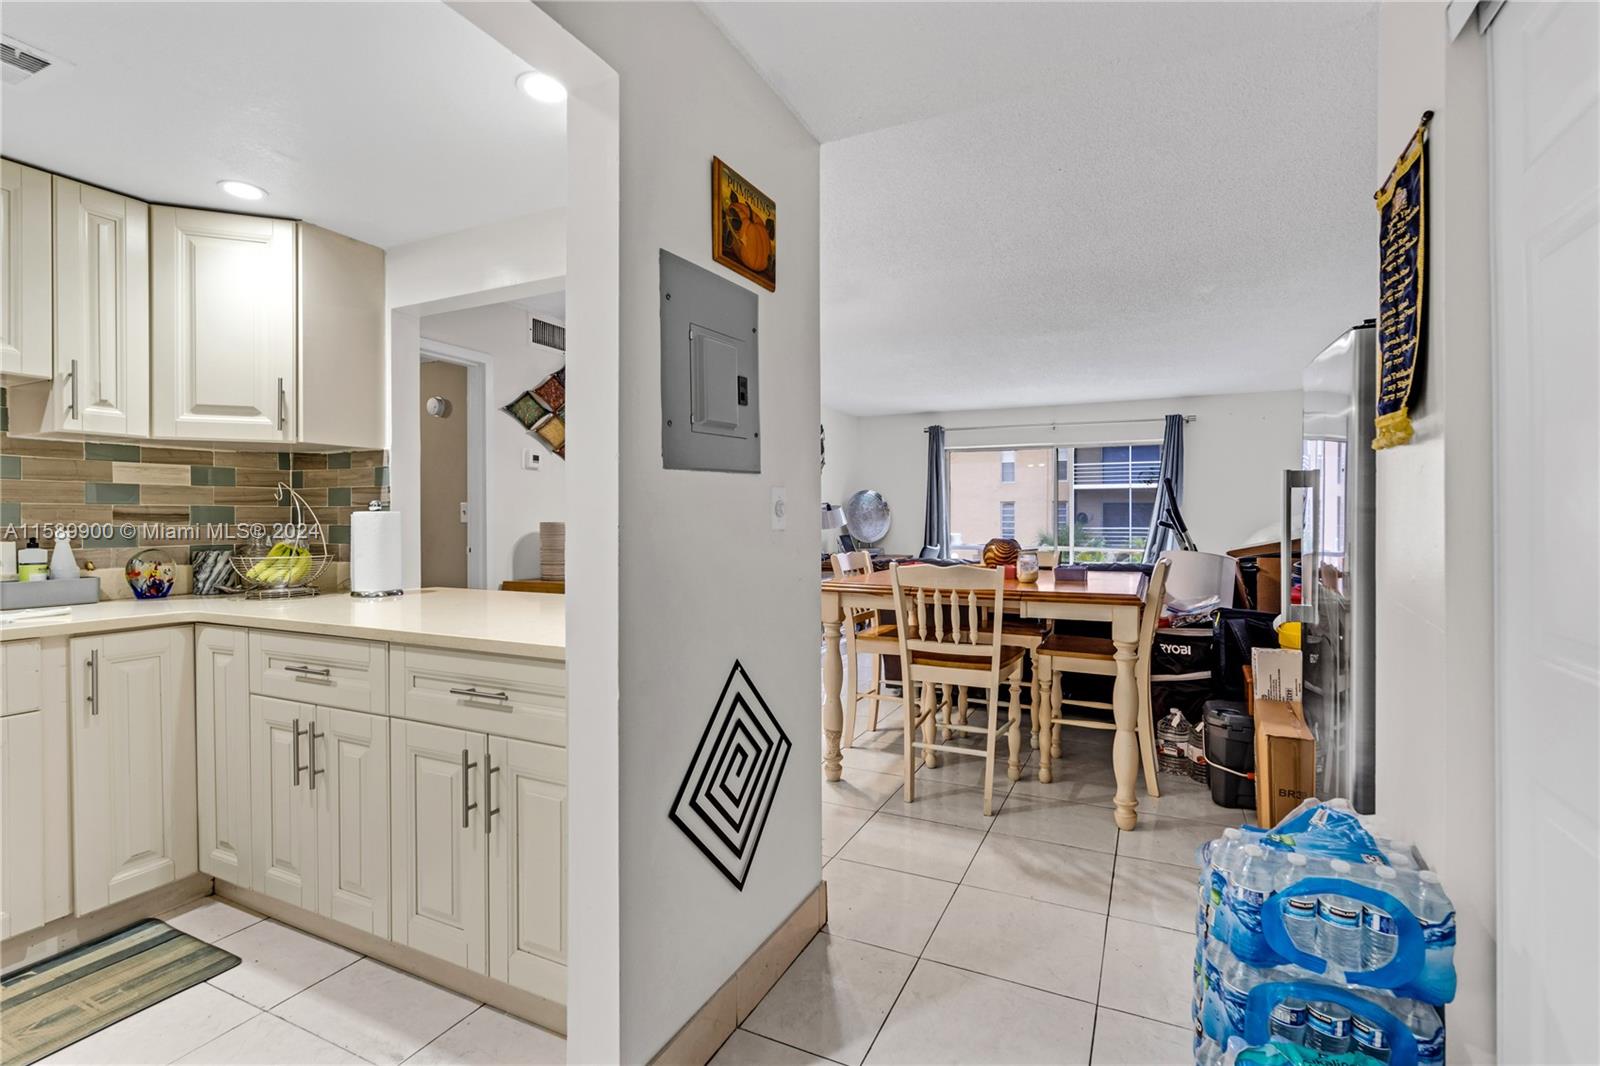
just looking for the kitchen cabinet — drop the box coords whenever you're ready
[196,626,253,887]
[299,223,385,450]
[52,176,150,436]
[70,627,195,915]
[390,719,488,973]
[489,736,567,1001]
[0,638,71,938]
[249,695,318,911]
[1,159,54,383]
[151,207,296,441]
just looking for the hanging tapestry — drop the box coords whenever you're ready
[1373,112,1431,450]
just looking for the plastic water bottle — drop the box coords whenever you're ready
[1268,996,1309,1044]
[1407,870,1458,1004]
[1203,828,1244,939]
[1403,1001,1446,1065]
[1362,866,1400,969]
[1382,837,1418,870]
[1215,953,1258,1039]
[1278,853,1320,955]
[1304,1001,1353,1052]
[1317,860,1366,971]
[1352,1013,1391,1062]
[1227,844,1276,962]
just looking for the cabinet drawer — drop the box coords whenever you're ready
[249,630,387,713]
[393,647,564,747]
[0,641,42,716]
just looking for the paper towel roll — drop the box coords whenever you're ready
[350,509,403,596]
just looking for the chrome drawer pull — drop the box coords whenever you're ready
[286,664,333,684]
[461,748,480,829]
[449,686,509,702]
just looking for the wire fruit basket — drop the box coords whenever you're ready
[229,484,330,599]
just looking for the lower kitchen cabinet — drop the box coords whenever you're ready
[488,736,568,1001]
[0,638,71,938]
[197,626,253,887]
[70,628,197,915]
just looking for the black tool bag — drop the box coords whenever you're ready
[1212,608,1280,700]
[1149,627,1215,725]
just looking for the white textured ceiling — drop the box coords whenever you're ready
[703,2,1379,416]
[1,1,566,248]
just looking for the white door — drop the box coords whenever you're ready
[1,159,53,380]
[1489,4,1599,1062]
[150,207,295,441]
[316,706,390,937]
[390,719,487,973]
[250,695,318,910]
[70,628,196,914]
[53,176,149,436]
[0,638,70,938]
[196,626,252,886]
[488,736,567,1003]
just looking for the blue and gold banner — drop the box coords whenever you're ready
[1373,112,1431,450]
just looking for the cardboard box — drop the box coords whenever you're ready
[1255,698,1315,829]
[1251,647,1303,702]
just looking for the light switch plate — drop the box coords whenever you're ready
[523,449,541,471]
[770,487,787,531]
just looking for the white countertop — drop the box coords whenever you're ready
[0,588,566,659]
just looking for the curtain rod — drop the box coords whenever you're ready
[925,414,1195,434]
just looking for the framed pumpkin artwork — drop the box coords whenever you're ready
[712,157,776,291]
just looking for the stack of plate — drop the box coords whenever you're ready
[540,522,566,582]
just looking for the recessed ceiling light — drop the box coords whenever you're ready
[218,179,266,201]
[516,70,567,104]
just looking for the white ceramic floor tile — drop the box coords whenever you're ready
[865,959,1094,1066]
[1008,764,1119,804]
[41,983,259,1065]
[711,1029,837,1066]
[962,833,1115,914]
[1096,917,1196,1028]
[1091,774,1249,827]
[208,921,360,1010]
[1089,1007,1193,1065]
[822,766,904,812]
[912,741,1030,794]
[922,885,1105,1003]
[176,1011,364,1065]
[406,1006,565,1065]
[822,803,874,859]
[160,898,263,944]
[990,794,1120,854]
[1114,812,1221,869]
[742,934,916,1066]
[274,958,477,1066]
[836,812,985,883]
[1109,855,1201,933]
[821,858,955,956]
[887,778,1000,830]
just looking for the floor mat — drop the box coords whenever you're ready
[1,918,241,1065]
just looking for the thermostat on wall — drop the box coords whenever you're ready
[523,449,541,471]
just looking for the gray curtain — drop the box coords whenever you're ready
[1143,414,1185,562]
[923,425,949,555]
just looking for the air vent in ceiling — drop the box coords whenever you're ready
[2,36,59,86]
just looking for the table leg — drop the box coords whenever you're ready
[1006,671,1024,781]
[822,616,844,783]
[1037,667,1054,784]
[1111,611,1140,830]
[1029,647,1043,749]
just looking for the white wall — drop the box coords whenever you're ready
[820,405,860,552]
[1372,4,1496,1060]
[540,5,820,1061]
[837,390,1303,557]
[421,302,568,587]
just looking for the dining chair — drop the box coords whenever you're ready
[1035,557,1171,796]
[890,562,1027,817]
[831,551,899,747]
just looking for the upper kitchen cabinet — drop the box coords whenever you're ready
[0,159,54,384]
[298,223,385,451]
[53,176,150,436]
[151,207,296,442]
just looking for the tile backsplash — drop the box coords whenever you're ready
[1,388,389,591]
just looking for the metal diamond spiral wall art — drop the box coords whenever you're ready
[669,660,792,890]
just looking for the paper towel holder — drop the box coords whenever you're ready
[350,500,404,598]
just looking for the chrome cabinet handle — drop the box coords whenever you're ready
[277,377,287,431]
[484,752,501,836]
[308,723,325,790]
[449,686,509,703]
[85,649,99,715]
[461,748,480,829]
[292,717,309,787]
[67,359,79,420]
[287,664,333,684]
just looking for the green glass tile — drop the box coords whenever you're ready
[190,505,235,525]
[374,466,389,487]
[327,487,352,507]
[291,470,305,488]
[83,527,137,549]
[326,452,352,470]
[278,452,292,470]
[85,483,140,504]
[0,454,19,480]
[190,466,237,487]
[0,406,7,433]
[85,442,142,462]
[1,501,19,527]
[327,524,351,545]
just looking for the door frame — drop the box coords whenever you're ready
[418,338,490,590]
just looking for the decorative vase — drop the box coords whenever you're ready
[126,549,176,600]
[981,538,1021,569]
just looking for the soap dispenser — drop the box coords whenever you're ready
[50,536,81,580]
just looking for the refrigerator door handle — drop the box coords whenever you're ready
[1282,469,1318,623]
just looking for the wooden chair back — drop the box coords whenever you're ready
[1133,557,1173,688]
[889,563,1007,688]
[830,550,873,579]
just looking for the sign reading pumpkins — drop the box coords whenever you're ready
[712,157,776,291]
[1372,112,1431,450]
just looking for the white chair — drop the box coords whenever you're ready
[831,551,900,747]
[1159,549,1237,611]
[890,563,1028,817]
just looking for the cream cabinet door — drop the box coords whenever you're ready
[54,176,149,436]
[70,628,196,915]
[316,707,390,938]
[151,207,295,441]
[1,159,53,381]
[390,719,487,973]
[196,626,252,887]
[488,736,567,1003]
[0,638,71,938]
[250,695,317,910]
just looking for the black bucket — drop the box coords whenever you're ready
[1203,699,1255,810]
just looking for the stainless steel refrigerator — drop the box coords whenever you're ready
[1281,322,1377,813]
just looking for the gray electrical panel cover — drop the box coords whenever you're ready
[660,250,760,473]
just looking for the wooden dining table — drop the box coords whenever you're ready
[821,566,1150,829]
